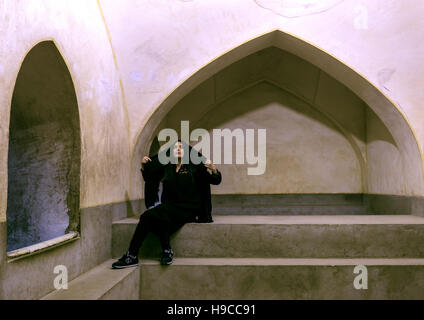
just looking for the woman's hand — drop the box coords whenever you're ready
[205,159,218,174]
[141,156,151,170]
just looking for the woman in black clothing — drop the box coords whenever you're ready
[112,140,222,268]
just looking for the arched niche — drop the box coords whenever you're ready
[7,41,81,252]
[131,29,424,199]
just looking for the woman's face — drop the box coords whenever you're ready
[173,141,184,159]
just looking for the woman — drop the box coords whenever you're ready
[112,140,222,268]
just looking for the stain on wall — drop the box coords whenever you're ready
[253,0,344,18]
[7,41,80,251]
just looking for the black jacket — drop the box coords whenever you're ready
[141,147,222,223]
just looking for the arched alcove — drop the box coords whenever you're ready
[7,41,81,252]
[132,30,423,200]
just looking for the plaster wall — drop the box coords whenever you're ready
[0,0,129,299]
[366,108,404,194]
[196,82,362,194]
[0,0,130,225]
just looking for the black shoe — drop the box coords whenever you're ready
[112,251,139,269]
[160,249,174,265]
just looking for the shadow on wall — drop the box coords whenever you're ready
[7,41,81,252]
[166,81,365,193]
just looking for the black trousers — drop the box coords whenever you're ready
[128,203,197,256]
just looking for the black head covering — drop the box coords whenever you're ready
[156,138,207,166]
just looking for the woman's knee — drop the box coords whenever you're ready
[138,210,155,227]
[140,206,158,218]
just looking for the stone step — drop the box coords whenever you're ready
[138,258,424,299]
[211,194,369,215]
[112,215,424,259]
[212,205,368,215]
[212,193,365,205]
[40,260,139,300]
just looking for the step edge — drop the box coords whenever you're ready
[113,215,424,225]
[40,260,138,300]
[138,257,424,266]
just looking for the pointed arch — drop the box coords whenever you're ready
[132,29,424,197]
[7,40,81,251]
